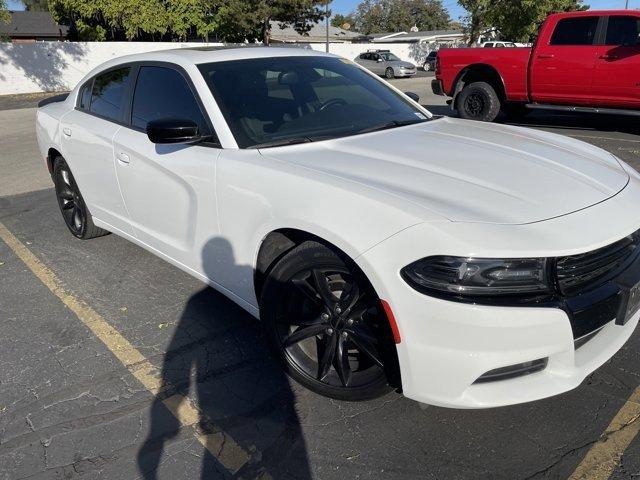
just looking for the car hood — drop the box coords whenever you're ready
[262,117,629,225]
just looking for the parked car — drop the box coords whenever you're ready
[433,10,640,122]
[480,41,517,48]
[355,50,416,78]
[37,47,640,409]
[422,51,438,71]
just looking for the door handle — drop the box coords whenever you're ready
[599,54,618,60]
[62,127,72,137]
[537,54,554,59]
[116,152,130,164]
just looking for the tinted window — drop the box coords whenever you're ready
[606,16,640,46]
[90,67,130,121]
[131,66,209,134]
[550,17,599,45]
[79,81,92,110]
[199,56,429,148]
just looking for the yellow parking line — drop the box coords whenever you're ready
[569,387,640,480]
[0,221,252,475]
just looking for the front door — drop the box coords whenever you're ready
[60,67,134,236]
[113,64,221,272]
[530,15,602,105]
[592,15,640,108]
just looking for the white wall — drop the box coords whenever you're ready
[0,41,428,95]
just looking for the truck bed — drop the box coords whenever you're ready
[437,47,531,102]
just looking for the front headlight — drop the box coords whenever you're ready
[401,256,550,297]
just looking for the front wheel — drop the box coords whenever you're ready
[457,81,501,122]
[53,157,109,239]
[423,62,432,72]
[385,67,395,79]
[261,241,397,401]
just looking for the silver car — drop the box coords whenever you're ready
[355,50,416,79]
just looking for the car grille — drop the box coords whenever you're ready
[556,230,640,295]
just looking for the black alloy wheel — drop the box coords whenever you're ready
[53,157,108,239]
[457,81,501,122]
[262,241,396,401]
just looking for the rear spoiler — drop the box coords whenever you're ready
[37,92,69,108]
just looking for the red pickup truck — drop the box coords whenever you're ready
[432,10,640,122]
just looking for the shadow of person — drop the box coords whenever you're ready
[137,238,311,479]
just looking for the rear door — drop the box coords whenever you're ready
[592,14,640,107]
[59,67,134,236]
[530,15,603,104]
[112,63,221,271]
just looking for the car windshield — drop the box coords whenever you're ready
[379,52,400,61]
[199,56,429,148]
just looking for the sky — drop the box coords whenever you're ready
[5,0,638,20]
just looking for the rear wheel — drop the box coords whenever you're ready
[385,67,395,79]
[261,241,396,401]
[457,81,501,122]
[53,157,109,239]
[423,62,432,72]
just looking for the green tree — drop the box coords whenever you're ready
[1,0,10,23]
[458,0,588,45]
[49,0,326,43]
[215,0,328,45]
[21,0,49,11]
[331,12,356,29]
[355,0,451,35]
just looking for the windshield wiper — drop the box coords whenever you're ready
[250,136,313,149]
[356,118,427,135]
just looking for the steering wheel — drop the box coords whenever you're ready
[319,98,347,111]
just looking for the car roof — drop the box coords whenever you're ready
[548,9,640,19]
[91,46,337,73]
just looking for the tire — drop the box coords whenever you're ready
[503,102,531,120]
[53,156,109,240]
[423,62,432,72]
[457,81,501,122]
[385,67,395,79]
[261,241,396,401]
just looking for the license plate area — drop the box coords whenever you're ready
[620,282,640,325]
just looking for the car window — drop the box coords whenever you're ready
[380,53,400,61]
[550,17,599,45]
[89,67,131,121]
[78,81,92,110]
[199,56,429,148]
[484,43,493,48]
[606,16,640,46]
[131,66,210,135]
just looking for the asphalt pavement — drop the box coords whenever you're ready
[1,79,640,479]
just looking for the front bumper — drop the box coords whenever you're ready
[396,68,417,77]
[357,179,640,408]
[431,79,445,96]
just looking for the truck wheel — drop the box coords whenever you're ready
[457,82,501,122]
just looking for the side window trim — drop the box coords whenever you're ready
[76,77,95,111]
[126,61,221,148]
[75,63,135,127]
[549,16,603,46]
[601,15,640,46]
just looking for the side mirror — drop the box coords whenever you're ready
[147,118,201,144]
[377,58,383,63]
[404,91,420,103]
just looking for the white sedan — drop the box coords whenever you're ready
[36,47,640,409]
